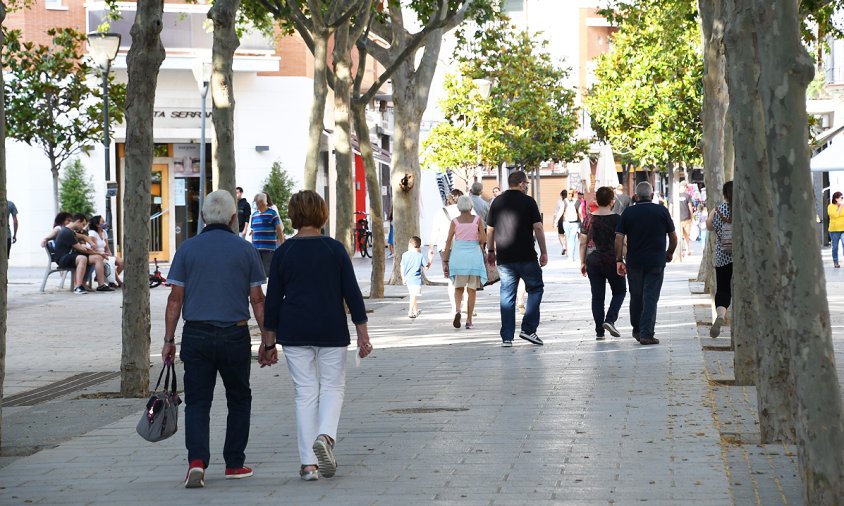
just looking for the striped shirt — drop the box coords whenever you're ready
[251,208,281,251]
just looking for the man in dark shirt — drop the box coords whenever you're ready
[54,214,111,294]
[486,170,548,347]
[236,186,251,237]
[161,190,271,488]
[6,200,18,256]
[615,182,678,345]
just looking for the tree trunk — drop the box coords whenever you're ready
[51,160,60,216]
[697,0,729,291]
[0,0,8,446]
[724,0,794,440]
[668,162,681,262]
[352,103,385,297]
[209,0,240,196]
[332,24,354,255]
[121,0,165,398]
[304,32,329,191]
[388,95,423,284]
[753,1,844,501]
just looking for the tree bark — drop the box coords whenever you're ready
[304,32,329,191]
[121,0,165,398]
[332,23,354,255]
[0,0,8,447]
[51,160,60,216]
[387,28,443,284]
[209,0,240,196]
[352,103,385,297]
[724,2,796,443]
[697,0,729,291]
[388,72,425,284]
[753,0,844,501]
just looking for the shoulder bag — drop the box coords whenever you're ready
[136,360,181,442]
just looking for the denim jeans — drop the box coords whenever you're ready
[626,265,665,339]
[180,322,252,469]
[831,231,844,264]
[586,263,627,336]
[563,221,580,261]
[498,261,544,341]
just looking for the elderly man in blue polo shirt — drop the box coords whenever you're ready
[161,190,276,489]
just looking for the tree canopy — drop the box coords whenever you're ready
[3,27,126,209]
[586,0,702,167]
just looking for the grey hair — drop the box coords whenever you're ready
[470,182,483,196]
[456,195,473,212]
[635,182,654,201]
[202,190,237,226]
[254,193,267,205]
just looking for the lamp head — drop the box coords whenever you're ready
[87,32,121,70]
[192,58,213,92]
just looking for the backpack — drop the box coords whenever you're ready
[716,206,732,254]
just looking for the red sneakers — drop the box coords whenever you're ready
[184,460,205,488]
[224,466,254,479]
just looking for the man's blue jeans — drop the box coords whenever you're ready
[180,322,252,469]
[626,265,665,339]
[498,261,544,342]
[831,231,844,264]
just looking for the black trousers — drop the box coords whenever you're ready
[715,263,733,308]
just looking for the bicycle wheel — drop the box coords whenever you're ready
[365,233,373,258]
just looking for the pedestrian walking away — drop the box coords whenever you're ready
[6,199,18,257]
[615,182,677,345]
[580,186,626,340]
[161,189,270,489]
[828,190,844,269]
[678,182,694,257]
[443,195,488,329]
[250,192,284,276]
[263,190,373,481]
[401,235,431,318]
[469,181,490,223]
[552,189,569,256]
[612,184,632,215]
[706,181,733,338]
[429,189,465,314]
[558,189,581,262]
[486,170,548,347]
[236,186,252,238]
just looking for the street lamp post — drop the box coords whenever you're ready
[192,59,212,234]
[87,32,121,255]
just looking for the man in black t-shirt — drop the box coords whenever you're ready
[236,187,252,237]
[486,171,548,347]
[615,182,677,345]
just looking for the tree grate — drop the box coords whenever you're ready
[4,372,120,407]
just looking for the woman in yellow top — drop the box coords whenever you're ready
[828,191,844,268]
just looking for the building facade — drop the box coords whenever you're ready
[5,0,393,266]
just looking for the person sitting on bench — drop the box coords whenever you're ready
[54,214,113,294]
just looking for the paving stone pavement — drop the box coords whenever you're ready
[1,238,840,505]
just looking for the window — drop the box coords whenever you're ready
[503,0,524,13]
[45,0,67,10]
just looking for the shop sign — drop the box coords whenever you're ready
[153,108,212,129]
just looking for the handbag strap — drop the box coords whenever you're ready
[153,362,168,392]
[168,361,177,393]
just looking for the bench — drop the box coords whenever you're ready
[40,240,74,292]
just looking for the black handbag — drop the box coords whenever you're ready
[136,360,181,442]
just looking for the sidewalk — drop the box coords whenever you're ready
[0,238,836,504]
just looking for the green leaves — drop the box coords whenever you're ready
[262,161,297,234]
[3,27,127,179]
[586,0,702,169]
[59,159,96,216]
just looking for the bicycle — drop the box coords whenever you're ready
[149,258,168,288]
[353,211,373,258]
